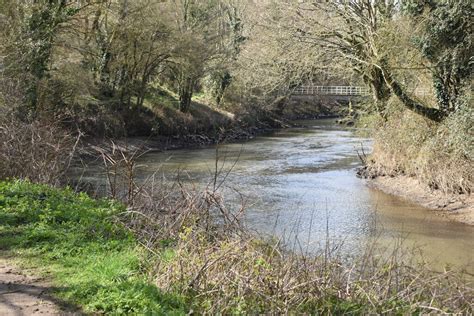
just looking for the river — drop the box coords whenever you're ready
[79,119,474,272]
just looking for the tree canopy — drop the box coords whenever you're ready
[0,0,471,122]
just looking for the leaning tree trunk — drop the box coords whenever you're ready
[381,64,445,122]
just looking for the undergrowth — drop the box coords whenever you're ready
[0,180,187,315]
[365,96,473,193]
[1,178,473,314]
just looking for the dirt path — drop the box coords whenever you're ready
[0,258,79,316]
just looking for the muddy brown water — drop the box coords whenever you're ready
[77,119,474,273]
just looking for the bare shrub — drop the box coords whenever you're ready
[95,143,246,244]
[152,231,473,314]
[0,110,81,185]
[93,146,473,314]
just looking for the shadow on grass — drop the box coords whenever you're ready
[142,87,233,136]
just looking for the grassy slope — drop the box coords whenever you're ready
[0,180,187,315]
[132,88,234,137]
[84,86,326,138]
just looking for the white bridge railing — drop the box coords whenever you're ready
[293,85,433,97]
[293,86,370,96]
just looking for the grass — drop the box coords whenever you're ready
[0,179,472,314]
[0,180,187,315]
[139,86,233,137]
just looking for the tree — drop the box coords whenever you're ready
[207,0,246,106]
[162,0,236,112]
[404,0,473,115]
[1,0,81,119]
[279,0,464,122]
[279,1,395,114]
[81,0,171,107]
[231,1,338,104]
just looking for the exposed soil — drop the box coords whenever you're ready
[78,110,300,158]
[0,257,80,316]
[79,102,341,158]
[367,175,474,225]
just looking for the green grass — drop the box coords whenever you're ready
[143,87,180,110]
[1,180,471,314]
[0,180,187,315]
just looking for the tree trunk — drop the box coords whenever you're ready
[366,67,391,117]
[433,69,461,115]
[23,2,65,118]
[215,72,232,106]
[179,77,194,112]
[381,65,445,122]
[136,80,147,108]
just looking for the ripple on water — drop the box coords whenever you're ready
[76,119,473,273]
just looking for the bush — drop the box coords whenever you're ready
[366,97,473,193]
[0,111,80,185]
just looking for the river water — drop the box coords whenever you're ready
[80,119,474,272]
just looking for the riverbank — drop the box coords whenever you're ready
[81,118,289,156]
[0,180,187,314]
[77,93,346,156]
[77,119,473,273]
[1,180,472,314]
[367,175,474,226]
[80,112,341,157]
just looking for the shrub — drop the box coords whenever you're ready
[366,96,473,193]
[0,111,80,185]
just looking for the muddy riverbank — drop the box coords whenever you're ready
[80,114,341,157]
[368,175,474,226]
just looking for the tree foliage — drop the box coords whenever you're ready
[273,0,472,122]
[0,0,471,123]
[406,0,473,114]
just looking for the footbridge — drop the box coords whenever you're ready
[291,85,431,100]
[291,85,369,102]
[293,86,370,97]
